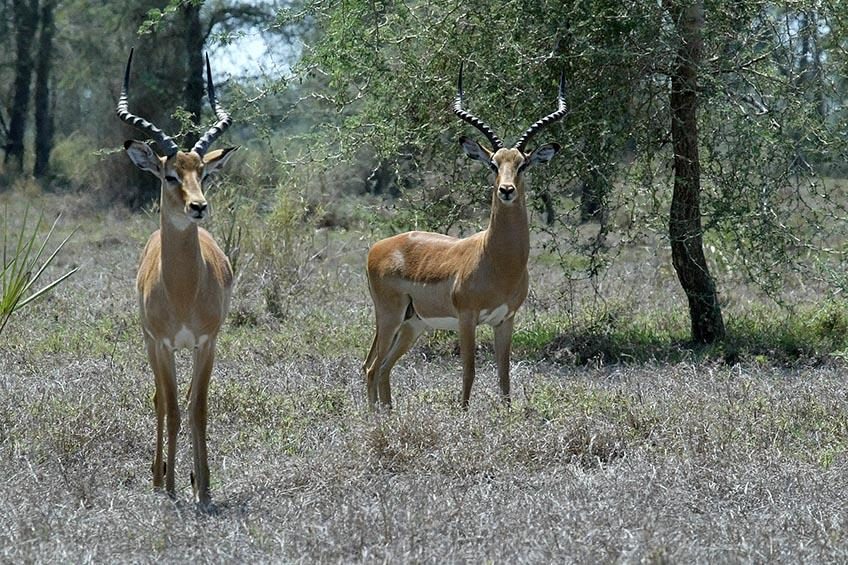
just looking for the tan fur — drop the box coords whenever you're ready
[364,148,536,409]
[132,146,234,510]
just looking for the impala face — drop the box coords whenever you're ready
[171,153,211,224]
[460,137,561,207]
[164,152,209,223]
[124,142,236,229]
[491,148,525,205]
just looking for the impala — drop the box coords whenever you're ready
[117,49,237,510]
[364,66,566,409]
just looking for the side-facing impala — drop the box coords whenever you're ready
[364,66,566,409]
[117,49,237,510]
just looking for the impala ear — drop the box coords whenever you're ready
[527,143,561,166]
[202,146,239,179]
[459,136,493,165]
[124,140,163,175]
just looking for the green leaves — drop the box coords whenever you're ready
[1,207,78,336]
[137,0,194,35]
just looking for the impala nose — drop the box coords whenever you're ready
[189,201,208,217]
[498,184,516,200]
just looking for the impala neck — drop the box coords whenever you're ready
[159,210,204,300]
[484,192,530,267]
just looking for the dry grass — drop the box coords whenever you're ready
[2,191,848,563]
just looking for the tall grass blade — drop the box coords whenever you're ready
[0,208,77,337]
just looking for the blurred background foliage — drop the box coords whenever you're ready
[1,0,847,342]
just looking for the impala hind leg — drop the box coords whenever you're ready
[493,317,515,404]
[151,388,165,487]
[365,294,411,410]
[375,317,426,405]
[189,339,216,511]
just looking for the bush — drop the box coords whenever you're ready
[1,207,78,336]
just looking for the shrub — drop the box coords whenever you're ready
[1,207,78,336]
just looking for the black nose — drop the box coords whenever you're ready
[189,202,208,214]
[498,185,516,198]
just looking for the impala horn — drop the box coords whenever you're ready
[453,63,504,151]
[191,53,233,157]
[116,48,179,157]
[513,71,567,152]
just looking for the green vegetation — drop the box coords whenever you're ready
[0,206,77,336]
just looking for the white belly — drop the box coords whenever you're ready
[420,304,513,331]
[421,316,460,331]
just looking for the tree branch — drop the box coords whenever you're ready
[204,5,272,43]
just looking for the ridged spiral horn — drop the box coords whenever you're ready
[453,63,504,151]
[191,53,233,157]
[116,48,179,157]
[513,71,567,152]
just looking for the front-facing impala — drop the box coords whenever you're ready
[364,66,566,409]
[117,49,237,510]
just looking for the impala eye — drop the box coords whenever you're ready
[165,175,179,184]
[489,162,499,173]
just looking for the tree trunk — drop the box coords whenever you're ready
[33,0,56,178]
[183,1,204,150]
[4,0,39,172]
[580,166,605,223]
[666,0,725,343]
[580,135,608,223]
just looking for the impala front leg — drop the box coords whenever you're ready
[494,317,515,404]
[157,346,180,498]
[458,311,478,408]
[189,339,216,511]
[145,337,166,488]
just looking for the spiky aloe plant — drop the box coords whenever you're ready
[1,207,78,336]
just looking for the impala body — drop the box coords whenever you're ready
[117,49,236,511]
[364,67,565,409]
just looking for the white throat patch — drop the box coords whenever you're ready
[166,212,193,231]
[162,326,209,351]
[479,304,511,326]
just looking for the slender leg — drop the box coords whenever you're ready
[189,339,216,510]
[157,345,180,498]
[364,330,384,409]
[376,318,426,407]
[363,332,378,377]
[145,337,166,489]
[365,294,407,411]
[458,311,478,409]
[493,317,515,404]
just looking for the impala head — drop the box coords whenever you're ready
[454,64,564,206]
[117,49,237,227]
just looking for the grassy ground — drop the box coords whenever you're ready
[2,189,848,563]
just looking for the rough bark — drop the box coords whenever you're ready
[4,0,39,172]
[183,1,204,150]
[33,0,56,178]
[580,135,608,223]
[667,0,725,343]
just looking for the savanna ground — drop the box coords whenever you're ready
[3,183,848,564]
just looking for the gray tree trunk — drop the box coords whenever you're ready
[33,0,57,178]
[4,0,39,172]
[666,0,725,343]
[183,2,204,150]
